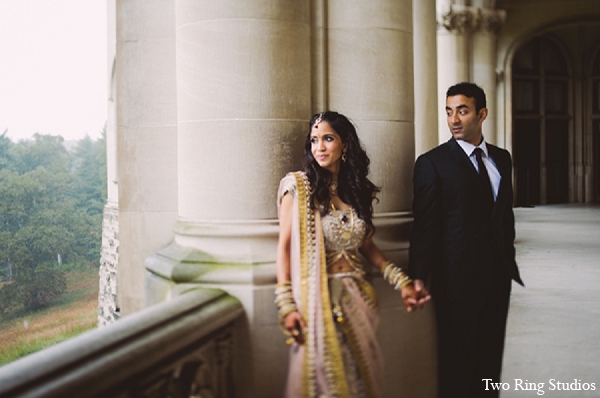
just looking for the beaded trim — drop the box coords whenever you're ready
[293,171,349,398]
[328,274,379,398]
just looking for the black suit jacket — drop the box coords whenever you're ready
[409,138,523,302]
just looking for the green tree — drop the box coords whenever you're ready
[0,168,72,311]
[0,130,15,170]
[8,133,70,175]
[0,132,106,316]
[68,133,106,263]
[70,134,107,216]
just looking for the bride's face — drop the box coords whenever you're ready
[310,121,346,173]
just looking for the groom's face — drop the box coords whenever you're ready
[445,95,487,146]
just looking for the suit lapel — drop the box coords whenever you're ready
[447,138,509,216]
[446,138,479,180]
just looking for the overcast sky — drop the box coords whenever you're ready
[0,0,107,142]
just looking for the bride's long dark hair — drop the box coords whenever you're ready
[302,111,380,232]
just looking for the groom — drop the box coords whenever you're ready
[408,82,523,397]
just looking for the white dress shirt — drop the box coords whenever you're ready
[456,138,501,200]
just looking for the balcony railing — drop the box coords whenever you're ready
[0,288,243,398]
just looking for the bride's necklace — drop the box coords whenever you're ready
[329,180,338,196]
[330,202,354,241]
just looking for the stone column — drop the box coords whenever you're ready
[327,1,436,396]
[115,0,179,315]
[311,0,328,113]
[98,0,120,326]
[436,2,473,143]
[106,0,118,212]
[472,8,505,146]
[146,2,311,396]
[437,2,505,146]
[413,0,439,156]
[328,0,414,211]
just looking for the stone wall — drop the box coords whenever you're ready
[98,203,120,326]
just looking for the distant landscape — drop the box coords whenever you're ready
[0,131,105,365]
[0,267,98,365]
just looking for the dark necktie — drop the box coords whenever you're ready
[473,147,494,214]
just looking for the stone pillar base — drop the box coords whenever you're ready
[145,243,286,398]
[143,212,434,397]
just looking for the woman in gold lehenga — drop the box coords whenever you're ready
[275,111,428,397]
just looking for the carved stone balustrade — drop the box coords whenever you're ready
[0,288,243,398]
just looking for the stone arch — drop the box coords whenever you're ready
[500,16,600,205]
[511,34,572,206]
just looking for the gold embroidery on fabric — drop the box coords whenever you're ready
[338,280,377,398]
[293,172,313,398]
[293,172,349,398]
[322,207,368,274]
[336,326,368,396]
[355,278,379,311]
[319,217,350,397]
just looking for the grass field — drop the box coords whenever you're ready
[0,267,99,366]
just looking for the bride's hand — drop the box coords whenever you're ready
[401,280,431,312]
[400,284,418,312]
[285,310,306,345]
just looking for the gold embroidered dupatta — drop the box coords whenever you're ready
[278,171,349,398]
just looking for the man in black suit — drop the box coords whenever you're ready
[408,82,523,397]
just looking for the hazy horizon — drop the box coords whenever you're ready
[0,0,108,142]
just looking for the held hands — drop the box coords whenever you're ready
[381,261,430,313]
[284,310,306,345]
[400,279,431,313]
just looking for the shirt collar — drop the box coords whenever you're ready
[456,137,489,158]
